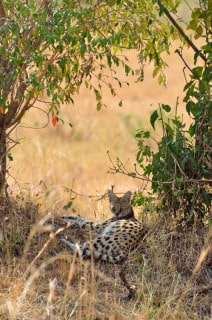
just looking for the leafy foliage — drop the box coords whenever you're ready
[0,0,211,220]
[0,0,181,194]
[110,1,212,223]
[136,14,211,221]
[0,0,177,121]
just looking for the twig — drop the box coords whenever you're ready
[64,187,123,200]
[108,156,212,185]
[175,49,193,73]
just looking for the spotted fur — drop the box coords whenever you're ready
[62,190,146,263]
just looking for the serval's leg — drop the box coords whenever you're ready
[119,264,136,299]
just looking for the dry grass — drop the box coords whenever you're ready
[0,196,211,320]
[1,50,211,319]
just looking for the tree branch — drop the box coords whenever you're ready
[157,0,207,63]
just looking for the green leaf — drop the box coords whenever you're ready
[97,101,102,110]
[150,110,159,130]
[187,19,198,31]
[143,145,151,157]
[107,54,112,68]
[161,104,171,112]
[194,25,203,39]
[94,88,101,101]
[172,118,185,129]
[192,66,203,79]
[158,74,164,85]
[165,123,174,136]
[183,81,194,91]
[144,131,150,138]
[186,101,197,116]
[144,164,153,175]
[152,66,160,78]
[135,132,141,139]
[199,80,209,94]
[124,64,131,76]
[80,43,86,56]
[188,123,195,136]
[7,153,13,161]
[63,201,72,210]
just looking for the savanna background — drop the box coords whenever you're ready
[0,2,211,320]
[8,49,191,201]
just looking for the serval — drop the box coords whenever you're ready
[62,189,147,298]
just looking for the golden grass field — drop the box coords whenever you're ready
[1,48,212,320]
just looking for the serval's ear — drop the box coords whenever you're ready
[108,190,117,202]
[123,191,132,202]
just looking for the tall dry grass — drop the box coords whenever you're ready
[1,50,211,319]
[0,195,211,320]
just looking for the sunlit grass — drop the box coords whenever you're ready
[1,51,211,319]
[0,193,211,320]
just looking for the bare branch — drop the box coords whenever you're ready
[175,49,193,73]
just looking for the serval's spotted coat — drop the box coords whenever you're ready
[62,190,147,298]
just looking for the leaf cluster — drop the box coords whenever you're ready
[134,44,211,223]
[0,0,179,131]
[112,0,212,224]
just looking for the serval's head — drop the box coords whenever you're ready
[108,190,134,219]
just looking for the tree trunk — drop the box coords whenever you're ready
[0,1,7,197]
[0,1,5,27]
[0,123,7,197]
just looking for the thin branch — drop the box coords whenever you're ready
[64,187,109,201]
[108,155,212,186]
[6,136,20,153]
[157,0,207,63]
[175,49,193,73]
[8,51,59,128]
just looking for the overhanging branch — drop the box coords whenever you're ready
[157,0,207,63]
